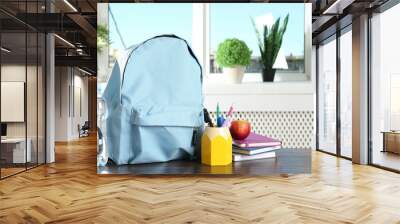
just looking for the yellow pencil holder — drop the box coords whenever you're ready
[201,127,232,166]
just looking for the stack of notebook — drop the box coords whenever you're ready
[232,132,281,162]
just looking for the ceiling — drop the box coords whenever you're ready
[1,0,395,75]
[311,0,391,44]
[0,0,97,75]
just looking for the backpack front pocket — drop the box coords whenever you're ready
[124,106,204,164]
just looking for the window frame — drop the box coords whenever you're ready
[192,3,312,83]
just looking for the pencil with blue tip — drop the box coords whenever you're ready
[216,103,220,127]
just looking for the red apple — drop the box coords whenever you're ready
[229,120,251,140]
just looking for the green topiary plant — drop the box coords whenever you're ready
[252,14,289,82]
[216,38,252,68]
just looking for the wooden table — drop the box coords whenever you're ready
[97,148,311,176]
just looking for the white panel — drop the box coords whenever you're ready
[205,81,314,95]
[205,94,313,112]
[1,82,25,122]
[204,81,314,111]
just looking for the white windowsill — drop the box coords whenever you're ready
[204,72,314,95]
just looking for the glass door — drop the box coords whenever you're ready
[370,3,400,171]
[1,30,28,178]
[316,24,353,160]
[0,0,46,179]
[317,36,337,155]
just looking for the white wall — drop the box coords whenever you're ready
[71,73,89,138]
[55,66,68,141]
[55,67,89,141]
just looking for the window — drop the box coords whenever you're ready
[209,4,305,75]
[316,26,352,159]
[108,3,193,69]
[339,28,352,158]
[106,3,310,84]
[370,3,400,171]
[317,36,337,155]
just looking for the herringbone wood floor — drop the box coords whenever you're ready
[1,135,400,224]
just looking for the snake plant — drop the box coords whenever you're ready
[252,14,289,81]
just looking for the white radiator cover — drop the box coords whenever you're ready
[210,111,314,149]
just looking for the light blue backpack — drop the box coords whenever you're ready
[102,35,204,165]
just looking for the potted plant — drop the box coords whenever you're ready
[216,38,252,84]
[252,14,289,82]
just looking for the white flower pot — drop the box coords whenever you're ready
[223,66,245,84]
